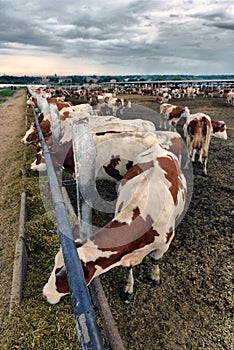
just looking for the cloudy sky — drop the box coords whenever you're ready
[0,0,233,76]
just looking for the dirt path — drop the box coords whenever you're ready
[0,90,26,334]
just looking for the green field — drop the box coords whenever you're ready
[0,88,16,103]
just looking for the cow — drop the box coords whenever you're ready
[26,96,39,110]
[20,104,95,146]
[30,117,158,178]
[22,113,155,148]
[30,149,47,172]
[94,96,131,117]
[160,103,190,129]
[61,114,155,140]
[211,120,228,140]
[43,143,187,304]
[203,88,214,98]
[226,90,234,106]
[183,113,213,175]
[156,131,183,166]
[47,98,72,111]
[184,87,197,99]
[30,119,184,179]
[59,104,94,120]
[155,96,164,104]
[155,93,172,104]
[171,88,182,99]
[21,112,53,146]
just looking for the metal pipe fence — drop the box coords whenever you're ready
[32,105,105,350]
[29,87,126,349]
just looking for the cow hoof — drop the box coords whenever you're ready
[121,291,134,303]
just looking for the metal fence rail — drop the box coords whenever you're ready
[32,105,105,350]
[30,87,126,349]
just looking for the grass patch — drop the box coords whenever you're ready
[1,106,105,350]
[0,88,16,104]
[0,88,16,97]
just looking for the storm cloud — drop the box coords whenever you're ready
[0,0,233,75]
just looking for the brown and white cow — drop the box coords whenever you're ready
[211,120,228,140]
[155,93,172,104]
[30,117,158,178]
[156,131,183,165]
[94,96,131,116]
[20,104,95,146]
[203,88,214,98]
[183,113,213,175]
[43,143,187,304]
[160,103,190,129]
[30,119,184,179]
[59,104,94,120]
[21,112,53,146]
[26,96,39,109]
[47,98,72,111]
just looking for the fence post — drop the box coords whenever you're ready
[37,96,50,116]
[72,119,126,350]
[49,103,61,144]
[72,119,96,238]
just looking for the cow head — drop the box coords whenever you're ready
[30,151,47,171]
[21,118,52,145]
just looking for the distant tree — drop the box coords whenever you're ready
[172,76,182,81]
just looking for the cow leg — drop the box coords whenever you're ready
[150,263,160,287]
[203,157,208,176]
[121,267,134,303]
[149,250,165,287]
[183,153,191,170]
[187,137,193,158]
[191,148,196,162]
[198,150,203,163]
[169,123,174,132]
[159,117,163,128]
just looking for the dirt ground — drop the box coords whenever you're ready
[0,90,26,331]
[0,90,233,350]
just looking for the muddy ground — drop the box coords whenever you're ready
[0,91,233,350]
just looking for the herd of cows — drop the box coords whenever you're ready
[119,85,234,106]
[21,86,228,305]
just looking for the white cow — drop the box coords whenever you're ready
[226,90,234,106]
